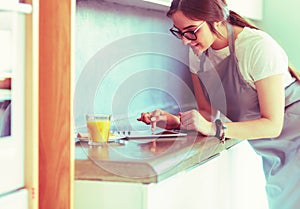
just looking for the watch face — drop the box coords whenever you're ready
[215,119,225,139]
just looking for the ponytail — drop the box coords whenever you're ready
[289,66,300,81]
[227,10,259,30]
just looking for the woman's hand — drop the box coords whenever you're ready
[137,109,180,132]
[137,112,152,125]
[179,110,215,136]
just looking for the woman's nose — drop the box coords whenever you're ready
[182,36,192,45]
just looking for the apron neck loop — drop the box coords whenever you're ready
[227,23,235,54]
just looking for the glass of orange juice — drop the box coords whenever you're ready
[86,114,111,145]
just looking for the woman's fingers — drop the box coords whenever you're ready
[137,112,152,124]
[137,109,179,130]
[150,110,167,131]
[150,117,156,133]
[137,110,166,125]
[179,110,193,126]
[179,110,201,130]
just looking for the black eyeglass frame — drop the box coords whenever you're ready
[169,21,206,41]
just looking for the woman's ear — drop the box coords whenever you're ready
[213,21,221,28]
[214,21,225,29]
[213,21,226,36]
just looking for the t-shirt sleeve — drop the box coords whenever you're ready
[247,35,288,82]
[189,48,201,74]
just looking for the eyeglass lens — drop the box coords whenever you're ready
[170,29,197,41]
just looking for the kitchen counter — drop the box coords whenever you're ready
[75,132,241,184]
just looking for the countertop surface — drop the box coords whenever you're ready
[75,132,241,184]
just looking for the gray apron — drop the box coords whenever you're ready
[197,24,300,209]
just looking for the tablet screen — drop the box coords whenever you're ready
[125,130,187,139]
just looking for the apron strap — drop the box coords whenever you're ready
[227,24,235,54]
[199,24,235,73]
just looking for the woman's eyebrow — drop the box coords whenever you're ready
[173,24,197,30]
[183,25,197,30]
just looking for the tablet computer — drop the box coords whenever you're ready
[123,130,187,139]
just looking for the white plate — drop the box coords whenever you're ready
[76,132,126,142]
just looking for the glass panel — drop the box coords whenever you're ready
[0,29,12,138]
[0,10,25,195]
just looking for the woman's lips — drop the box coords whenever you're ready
[191,44,202,56]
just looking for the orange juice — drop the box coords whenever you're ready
[86,114,111,145]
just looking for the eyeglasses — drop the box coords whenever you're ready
[170,21,206,41]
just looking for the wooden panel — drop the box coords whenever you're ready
[39,0,74,209]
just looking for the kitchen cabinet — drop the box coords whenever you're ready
[75,152,230,209]
[74,132,241,209]
[74,139,268,209]
[146,151,230,209]
[104,0,263,20]
[227,0,263,20]
[74,137,232,209]
[227,140,268,209]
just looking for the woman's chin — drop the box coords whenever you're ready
[191,46,204,57]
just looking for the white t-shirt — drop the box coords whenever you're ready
[189,27,295,88]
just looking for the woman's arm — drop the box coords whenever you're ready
[224,74,285,140]
[191,73,214,121]
[181,74,285,139]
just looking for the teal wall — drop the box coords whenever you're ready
[75,0,196,131]
[255,0,300,69]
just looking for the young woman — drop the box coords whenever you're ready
[137,0,300,208]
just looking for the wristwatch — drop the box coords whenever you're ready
[215,119,226,142]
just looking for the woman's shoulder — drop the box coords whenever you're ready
[235,27,280,49]
[235,27,286,58]
[235,27,289,85]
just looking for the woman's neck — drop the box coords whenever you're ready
[211,24,243,50]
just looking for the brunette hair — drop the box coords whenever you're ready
[167,0,259,37]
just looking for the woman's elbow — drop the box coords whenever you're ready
[270,120,284,138]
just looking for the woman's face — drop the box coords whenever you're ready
[171,10,217,56]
